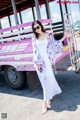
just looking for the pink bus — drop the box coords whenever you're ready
[0,18,79,90]
[0,0,80,90]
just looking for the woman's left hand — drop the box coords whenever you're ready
[60,34,67,42]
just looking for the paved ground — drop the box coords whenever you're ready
[0,71,80,120]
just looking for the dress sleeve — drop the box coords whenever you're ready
[32,35,44,65]
[49,33,63,54]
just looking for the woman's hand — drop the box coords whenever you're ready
[36,64,40,71]
[60,33,67,42]
[36,64,43,71]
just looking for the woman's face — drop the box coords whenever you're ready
[33,23,42,34]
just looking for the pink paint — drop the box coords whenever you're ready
[1,57,33,62]
[0,57,15,61]
[0,39,33,56]
[21,57,33,61]
[56,48,73,63]
[0,45,3,50]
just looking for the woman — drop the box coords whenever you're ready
[32,20,63,114]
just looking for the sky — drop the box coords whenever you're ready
[0,0,80,29]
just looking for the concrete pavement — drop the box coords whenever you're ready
[0,71,80,120]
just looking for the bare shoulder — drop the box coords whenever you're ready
[45,32,52,40]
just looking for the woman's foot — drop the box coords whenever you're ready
[41,107,47,114]
[41,101,47,114]
[47,100,51,108]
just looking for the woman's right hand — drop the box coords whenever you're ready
[36,64,40,71]
[36,64,43,71]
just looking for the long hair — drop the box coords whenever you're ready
[32,20,45,39]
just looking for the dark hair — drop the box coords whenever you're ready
[32,20,45,39]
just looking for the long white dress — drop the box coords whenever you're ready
[35,38,62,101]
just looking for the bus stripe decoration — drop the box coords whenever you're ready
[0,40,33,55]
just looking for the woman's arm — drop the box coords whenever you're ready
[52,31,67,42]
[60,31,67,42]
[32,35,45,71]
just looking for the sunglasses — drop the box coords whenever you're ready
[33,26,40,31]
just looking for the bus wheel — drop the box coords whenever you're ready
[4,66,25,90]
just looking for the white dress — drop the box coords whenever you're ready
[35,39,62,101]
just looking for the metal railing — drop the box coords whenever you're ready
[64,13,80,71]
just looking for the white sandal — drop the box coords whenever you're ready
[47,100,51,108]
[47,104,51,108]
[41,108,47,114]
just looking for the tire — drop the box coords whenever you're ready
[4,66,26,90]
